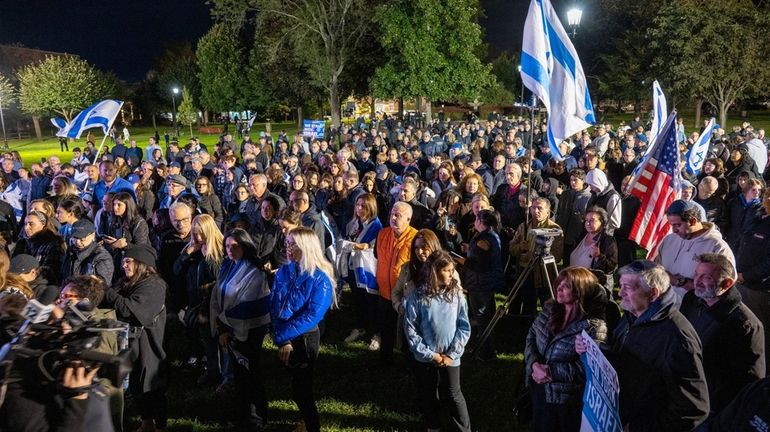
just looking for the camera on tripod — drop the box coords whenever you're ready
[528,228,563,257]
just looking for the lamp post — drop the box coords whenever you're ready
[567,7,583,39]
[0,95,7,150]
[517,65,525,106]
[171,87,179,138]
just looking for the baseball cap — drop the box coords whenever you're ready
[71,219,96,239]
[9,254,39,274]
[169,161,182,169]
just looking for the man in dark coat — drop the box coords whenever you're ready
[710,377,770,432]
[60,219,114,284]
[398,178,433,230]
[680,253,765,424]
[579,260,709,431]
[159,202,193,313]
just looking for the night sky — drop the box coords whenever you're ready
[0,0,581,83]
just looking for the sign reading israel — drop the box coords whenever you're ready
[302,120,325,139]
[580,330,622,432]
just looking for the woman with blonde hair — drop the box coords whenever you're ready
[271,227,336,432]
[174,214,225,385]
[47,175,79,208]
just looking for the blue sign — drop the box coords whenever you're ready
[580,330,622,432]
[302,120,326,139]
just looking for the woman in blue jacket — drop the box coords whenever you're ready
[405,250,472,432]
[271,226,336,432]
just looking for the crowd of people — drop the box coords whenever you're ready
[0,112,768,432]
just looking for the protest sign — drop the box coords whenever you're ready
[580,330,622,432]
[302,120,326,139]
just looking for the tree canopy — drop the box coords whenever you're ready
[16,56,119,122]
[177,86,198,137]
[372,0,493,105]
[196,23,245,112]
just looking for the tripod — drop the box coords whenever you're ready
[472,251,559,356]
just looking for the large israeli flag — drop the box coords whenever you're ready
[685,118,716,176]
[643,81,668,158]
[52,99,123,139]
[520,0,595,161]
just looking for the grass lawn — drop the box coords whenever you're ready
[2,121,301,169]
[136,288,531,432]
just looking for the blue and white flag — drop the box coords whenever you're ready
[520,0,595,161]
[52,99,123,139]
[686,118,716,176]
[246,113,257,131]
[647,80,668,157]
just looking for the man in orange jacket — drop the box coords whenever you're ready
[375,202,418,364]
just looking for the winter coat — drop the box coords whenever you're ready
[173,250,218,311]
[270,262,334,345]
[61,241,114,283]
[694,194,728,233]
[556,187,592,247]
[197,193,224,227]
[103,275,167,394]
[462,228,503,293]
[605,289,709,431]
[375,226,417,300]
[680,288,765,413]
[725,194,762,253]
[736,213,770,291]
[525,302,608,404]
[12,230,66,286]
[710,377,770,432]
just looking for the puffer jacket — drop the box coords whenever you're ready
[525,302,608,404]
[61,240,114,283]
[270,262,334,346]
[462,228,503,293]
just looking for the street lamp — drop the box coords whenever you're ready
[171,87,179,138]
[567,7,583,39]
[517,65,525,106]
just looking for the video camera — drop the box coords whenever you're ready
[0,299,132,399]
[528,228,562,257]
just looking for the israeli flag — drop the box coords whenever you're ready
[643,81,668,158]
[686,118,716,176]
[520,0,595,161]
[246,113,257,131]
[52,99,123,139]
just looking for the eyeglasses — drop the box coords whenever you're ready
[172,217,191,224]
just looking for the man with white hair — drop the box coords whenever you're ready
[577,260,709,431]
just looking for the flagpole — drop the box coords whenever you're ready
[525,94,536,228]
[83,101,124,192]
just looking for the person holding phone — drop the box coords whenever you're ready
[103,192,149,282]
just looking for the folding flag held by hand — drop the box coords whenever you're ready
[51,99,123,139]
[520,0,595,161]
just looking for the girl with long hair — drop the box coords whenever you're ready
[271,227,336,432]
[342,193,383,346]
[173,214,224,384]
[211,228,271,429]
[525,267,608,432]
[104,192,150,280]
[405,250,472,432]
[56,197,86,246]
[102,244,168,432]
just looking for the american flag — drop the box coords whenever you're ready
[627,111,681,259]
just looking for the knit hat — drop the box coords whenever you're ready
[124,244,157,268]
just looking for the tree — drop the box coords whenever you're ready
[155,43,201,119]
[651,0,770,127]
[196,23,244,113]
[0,73,15,107]
[16,55,119,138]
[177,87,198,137]
[209,0,374,128]
[371,0,494,122]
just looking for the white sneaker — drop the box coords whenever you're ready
[368,335,381,351]
[344,328,366,343]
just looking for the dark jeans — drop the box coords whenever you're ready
[231,326,268,428]
[378,296,398,362]
[286,328,321,432]
[467,291,495,358]
[351,284,379,334]
[414,362,471,432]
[512,271,550,316]
[135,388,168,429]
[531,383,582,432]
